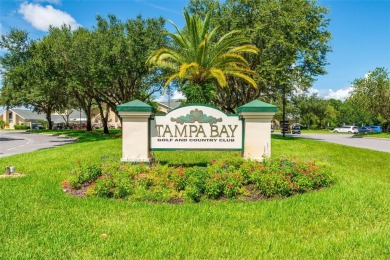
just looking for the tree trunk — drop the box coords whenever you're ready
[97,101,109,134]
[46,108,53,130]
[86,111,92,131]
[75,95,93,131]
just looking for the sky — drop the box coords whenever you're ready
[0,0,389,102]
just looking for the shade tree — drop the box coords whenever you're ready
[187,0,331,111]
[348,67,390,130]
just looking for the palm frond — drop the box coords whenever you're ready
[214,53,250,68]
[227,44,259,54]
[179,62,199,78]
[164,72,180,88]
[147,11,258,94]
[225,71,258,88]
[209,68,227,87]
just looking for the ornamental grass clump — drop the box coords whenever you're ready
[64,155,334,203]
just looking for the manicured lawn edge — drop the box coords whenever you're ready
[0,132,389,258]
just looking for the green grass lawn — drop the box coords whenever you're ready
[300,129,333,134]
[273,129,333,134]
[1,131,389,259]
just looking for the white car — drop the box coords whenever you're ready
[333,126,358,134]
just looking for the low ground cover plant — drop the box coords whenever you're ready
[64,154,334,203]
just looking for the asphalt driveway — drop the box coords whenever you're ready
[1,130,389,159]
[284,133,390,153]
[0,130,75,158]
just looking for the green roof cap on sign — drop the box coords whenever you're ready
[237,100,278,113]
[116,99,155,112]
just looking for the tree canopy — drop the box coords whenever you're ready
[147,10,258,104]
[0,15,167,131]
[187,0,332,111]
[348,67,390,130]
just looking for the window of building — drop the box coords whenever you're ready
[9,112,13,123]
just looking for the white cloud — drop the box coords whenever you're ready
[307,87,319,96]
[171,90,185,100]
[18,3,80,32]
[293,87,320,97]
[325,86,353,101]
[156,90,186,102]
[155,95,166,102]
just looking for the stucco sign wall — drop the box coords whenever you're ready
[117,99,277,162]
[150,105,242,150]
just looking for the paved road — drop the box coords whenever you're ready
[1,131,388,158]
[0,130,75,158]
[284,133,390,153]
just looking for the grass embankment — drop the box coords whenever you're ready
[273,129,332,134]
[0,131,389,259]
[356,132,390,139]
[27,129,122,142]
[300,129,333,134]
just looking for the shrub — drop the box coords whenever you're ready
[88,177,113,198]
[205,174,225,199]
[253,174,293,197]
[185,167,208,194]
[68,160,102,189]
[14,124,30,130]
[169,167,187,191]
[64,156,334,203]
[185,185,202,202]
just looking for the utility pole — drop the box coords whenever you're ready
[282,84,286,138]
[167,84,171,113]
[79,108,81,129]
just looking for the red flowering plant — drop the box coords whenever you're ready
[64,155,334,202]
[253,173,294,197]
[86,175,114,198]
[238,160,266,184]
[207,154,243,173]
[61,180,71,191]
[205,173,226,199]
[169,166,187,191]
[223,172,244,199]
[247,157,334,197]
[204,171,244,199]
[68,160,102,189]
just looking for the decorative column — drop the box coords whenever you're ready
[116,100,155,163]
[238,100,277,161]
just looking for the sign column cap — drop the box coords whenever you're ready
[237,100,278,113]
[116,99,156,112]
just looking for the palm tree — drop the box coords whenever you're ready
[147,10,259,103]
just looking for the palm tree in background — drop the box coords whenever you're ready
[147,10,259,104]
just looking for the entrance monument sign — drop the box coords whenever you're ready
[117,100,277,163]
[151,105,242,150]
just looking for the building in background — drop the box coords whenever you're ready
[0,108,87,129]
[0,100,183,129]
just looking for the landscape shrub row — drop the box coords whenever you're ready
[14,124,30,130]
[64,155,334,203]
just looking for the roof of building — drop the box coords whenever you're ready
[158,99,182,110]
[10,109,47,121]
[1,108,87,123]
